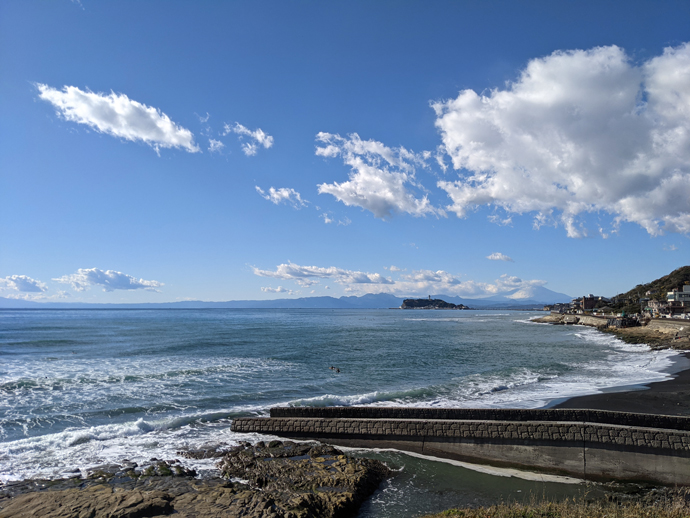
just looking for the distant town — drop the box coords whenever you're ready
[544,284,690,320]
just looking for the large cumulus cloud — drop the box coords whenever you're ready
[433,43,690,237]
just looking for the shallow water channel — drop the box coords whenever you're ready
[353,449,606,518]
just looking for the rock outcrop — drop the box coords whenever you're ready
[0,441,389,518]
[401,298,469,310]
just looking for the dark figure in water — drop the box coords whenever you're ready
[336,368,340,373]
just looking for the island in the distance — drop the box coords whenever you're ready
[401,298,470,310]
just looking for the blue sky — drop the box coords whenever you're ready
[1,0,689,303]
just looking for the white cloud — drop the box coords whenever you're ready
[208,139,225,153]
[0,275,48,293]
[320,212,351,225]
[224,122,274,156]
[380,270,545,299]
[335,267,545,298]
[433,43,690,237]
[253,261,546,299]
[53,268,163,292]
[252,262,394,288]
[261,286,295,295]
[256,186,307,208]
[487,252,514,262]
[488,214,513,226]
[36,84,199,154]
[664,244,678,251]
[389,265,402,272]
[316,132,444,219]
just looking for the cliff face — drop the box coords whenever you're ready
[401,298,469,310]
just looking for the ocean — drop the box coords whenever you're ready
[0,308,680,515]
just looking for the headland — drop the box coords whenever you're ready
[533,313,690,349]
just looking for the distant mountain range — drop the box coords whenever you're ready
[0,287,573,309]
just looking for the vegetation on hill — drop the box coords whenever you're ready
[401,298,469,310]
[615,265,690,302]
[604,265,690,313]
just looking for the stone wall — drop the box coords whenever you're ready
[577,315,609,328]
[232,407,690,485]
[233,416,690,453]
[269,406,690,431]
[647,320,689,334]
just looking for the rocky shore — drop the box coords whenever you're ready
[533,314,690,349]
[0,441,389,518]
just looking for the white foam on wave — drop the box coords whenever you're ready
[287,391,391,408]
[515,316,549,325]
[404,318,464,322]
[0,355,293,442]
[284,325,680,411]
[0,404,273,483]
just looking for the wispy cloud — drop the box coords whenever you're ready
[256,186,307,208]
[36,84,199,154]
[320,211,351,225]
[53,268,163,292]
[434,43,690,237]
[261,286,295,295]
[208,139,225,153]
[488,214,513,226]
[224,122,274,156]
[316,132,444,219]
[664,244,679,251]
[487,252,514,262]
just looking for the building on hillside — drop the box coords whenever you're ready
[669,301,689,316]
[667,285,690,305]
[582,294,597,310]
[647,299,669,317]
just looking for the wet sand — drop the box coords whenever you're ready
[554,352,690,415]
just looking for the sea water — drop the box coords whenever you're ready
[0,309,680,515]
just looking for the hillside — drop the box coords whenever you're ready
[401,298,469,310]
[615,265,690,302]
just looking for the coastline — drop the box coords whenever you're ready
[533,313,690,414]
[3,309,690,516]
[533,313,690,349]
[553,351,690,415]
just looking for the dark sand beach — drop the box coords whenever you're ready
[554,352,690,415]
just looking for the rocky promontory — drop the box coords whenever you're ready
[0,441,389,518]
[533,314,690,349]
[401,298,469,310]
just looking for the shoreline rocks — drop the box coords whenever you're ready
[533,314,690,349]
[0,441,390,518]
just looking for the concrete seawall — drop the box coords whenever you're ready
[232,407,690,485]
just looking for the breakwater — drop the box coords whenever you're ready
[232,407,690,485]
